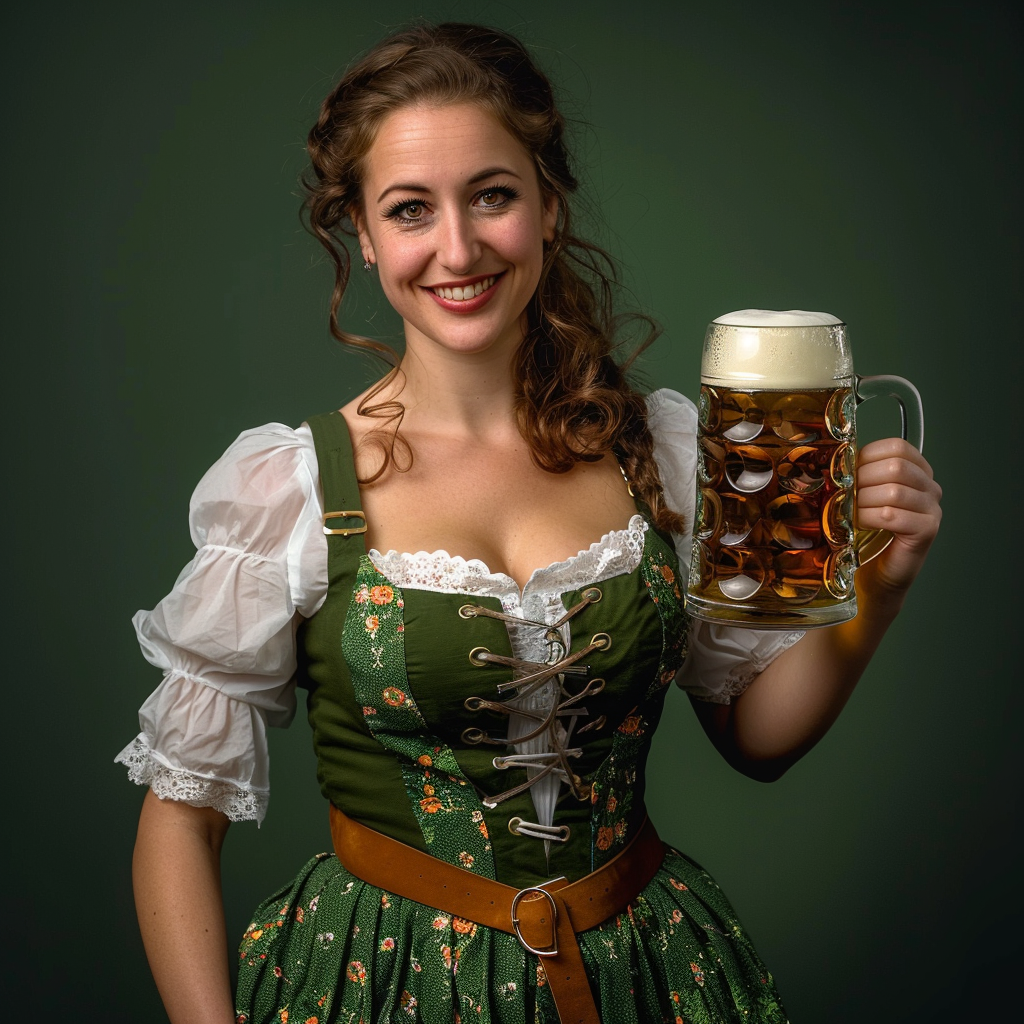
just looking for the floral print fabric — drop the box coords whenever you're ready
[342,562,496,879]
[235,848,788,1023]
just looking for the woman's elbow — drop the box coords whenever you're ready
[732,756,793,783]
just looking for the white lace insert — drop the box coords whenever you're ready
[368,513,648,601]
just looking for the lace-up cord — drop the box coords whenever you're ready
[462,677,600,748]
[462,590,606,816]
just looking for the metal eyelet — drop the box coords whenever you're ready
[461,727,488,745]
[493,756,511,770]
[458,604,479,619]
[582,586,603,603]
[507,816,522,835]
[464,696,486,711]
[590,632,612,651]
[468,646,491,666]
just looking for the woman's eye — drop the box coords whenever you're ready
[478,191,504,207]
[383,200,428,224]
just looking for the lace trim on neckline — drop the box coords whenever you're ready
[115,735,268,825]
[369,514,648,597]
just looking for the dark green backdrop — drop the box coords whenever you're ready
[3,1,1020,1019]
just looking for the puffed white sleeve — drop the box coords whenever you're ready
[114,423,328,824]
[646,389,804,704]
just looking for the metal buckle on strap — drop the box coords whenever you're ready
[510,886,559,957]
[323,510,367,536]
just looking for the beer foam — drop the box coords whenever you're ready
[703,309,852,389]
[713,309,843,327]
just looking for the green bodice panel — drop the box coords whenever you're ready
[297,412,688,891]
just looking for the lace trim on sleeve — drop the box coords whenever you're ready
[688,669,760,706]
[115,735,268,825]
[682,628,804,704]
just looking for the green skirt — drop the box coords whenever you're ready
[234,848,788,1024]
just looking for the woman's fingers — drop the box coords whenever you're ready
[854,438,942,595]
[855,441,942,530]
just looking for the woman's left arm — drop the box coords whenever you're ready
[692,437,943,781]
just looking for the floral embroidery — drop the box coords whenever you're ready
[589,534,689,867]
[343,560,496,878]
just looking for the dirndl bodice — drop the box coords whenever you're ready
[229,411,789,1024]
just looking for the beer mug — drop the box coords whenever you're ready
[685,309,924,629]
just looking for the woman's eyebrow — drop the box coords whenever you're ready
[376,167,522,205]
[467,166,521,185]
[377,183,428,204]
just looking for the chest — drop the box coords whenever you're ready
[356,433,638,590]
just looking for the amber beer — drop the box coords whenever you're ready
[689,381,859,628]
[684,309,913,629]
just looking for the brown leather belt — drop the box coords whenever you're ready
[329,804,666,1024]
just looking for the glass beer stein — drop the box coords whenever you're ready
[685,309,924,629]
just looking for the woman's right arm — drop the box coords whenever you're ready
[133,790,235,1024]
[118,424,325,1017]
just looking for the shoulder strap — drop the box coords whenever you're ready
[306,411,365,587]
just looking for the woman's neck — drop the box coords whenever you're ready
[395,338,519,442]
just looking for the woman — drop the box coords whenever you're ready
[118,22,941,1024]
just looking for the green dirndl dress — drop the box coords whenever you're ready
[234,412,789,1024]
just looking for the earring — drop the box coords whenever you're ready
[363,258,373,272]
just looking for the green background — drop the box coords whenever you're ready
[3,0,1020,1019]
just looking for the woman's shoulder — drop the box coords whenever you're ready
[645,388,698,433]
[187,422,321,554]
[644,389,698,520]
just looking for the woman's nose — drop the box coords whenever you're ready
[436,211,481,274]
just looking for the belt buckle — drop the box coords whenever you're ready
[510,886,559,957]
[322,511,367,537]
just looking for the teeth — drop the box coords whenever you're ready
[434,276,495,301]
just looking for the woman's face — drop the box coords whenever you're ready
[355,101,557,361]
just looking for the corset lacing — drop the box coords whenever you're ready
[460,586,609,844]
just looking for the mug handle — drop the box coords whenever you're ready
[853,374,925,564]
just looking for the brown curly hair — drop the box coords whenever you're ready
[303,22,685,536]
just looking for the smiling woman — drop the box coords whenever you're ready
[118,20,941,1024]
[353,103,556,361]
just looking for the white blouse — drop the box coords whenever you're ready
[115,389,803,824]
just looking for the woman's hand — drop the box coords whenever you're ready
[693,437,942,780]
[854,437,943,609]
